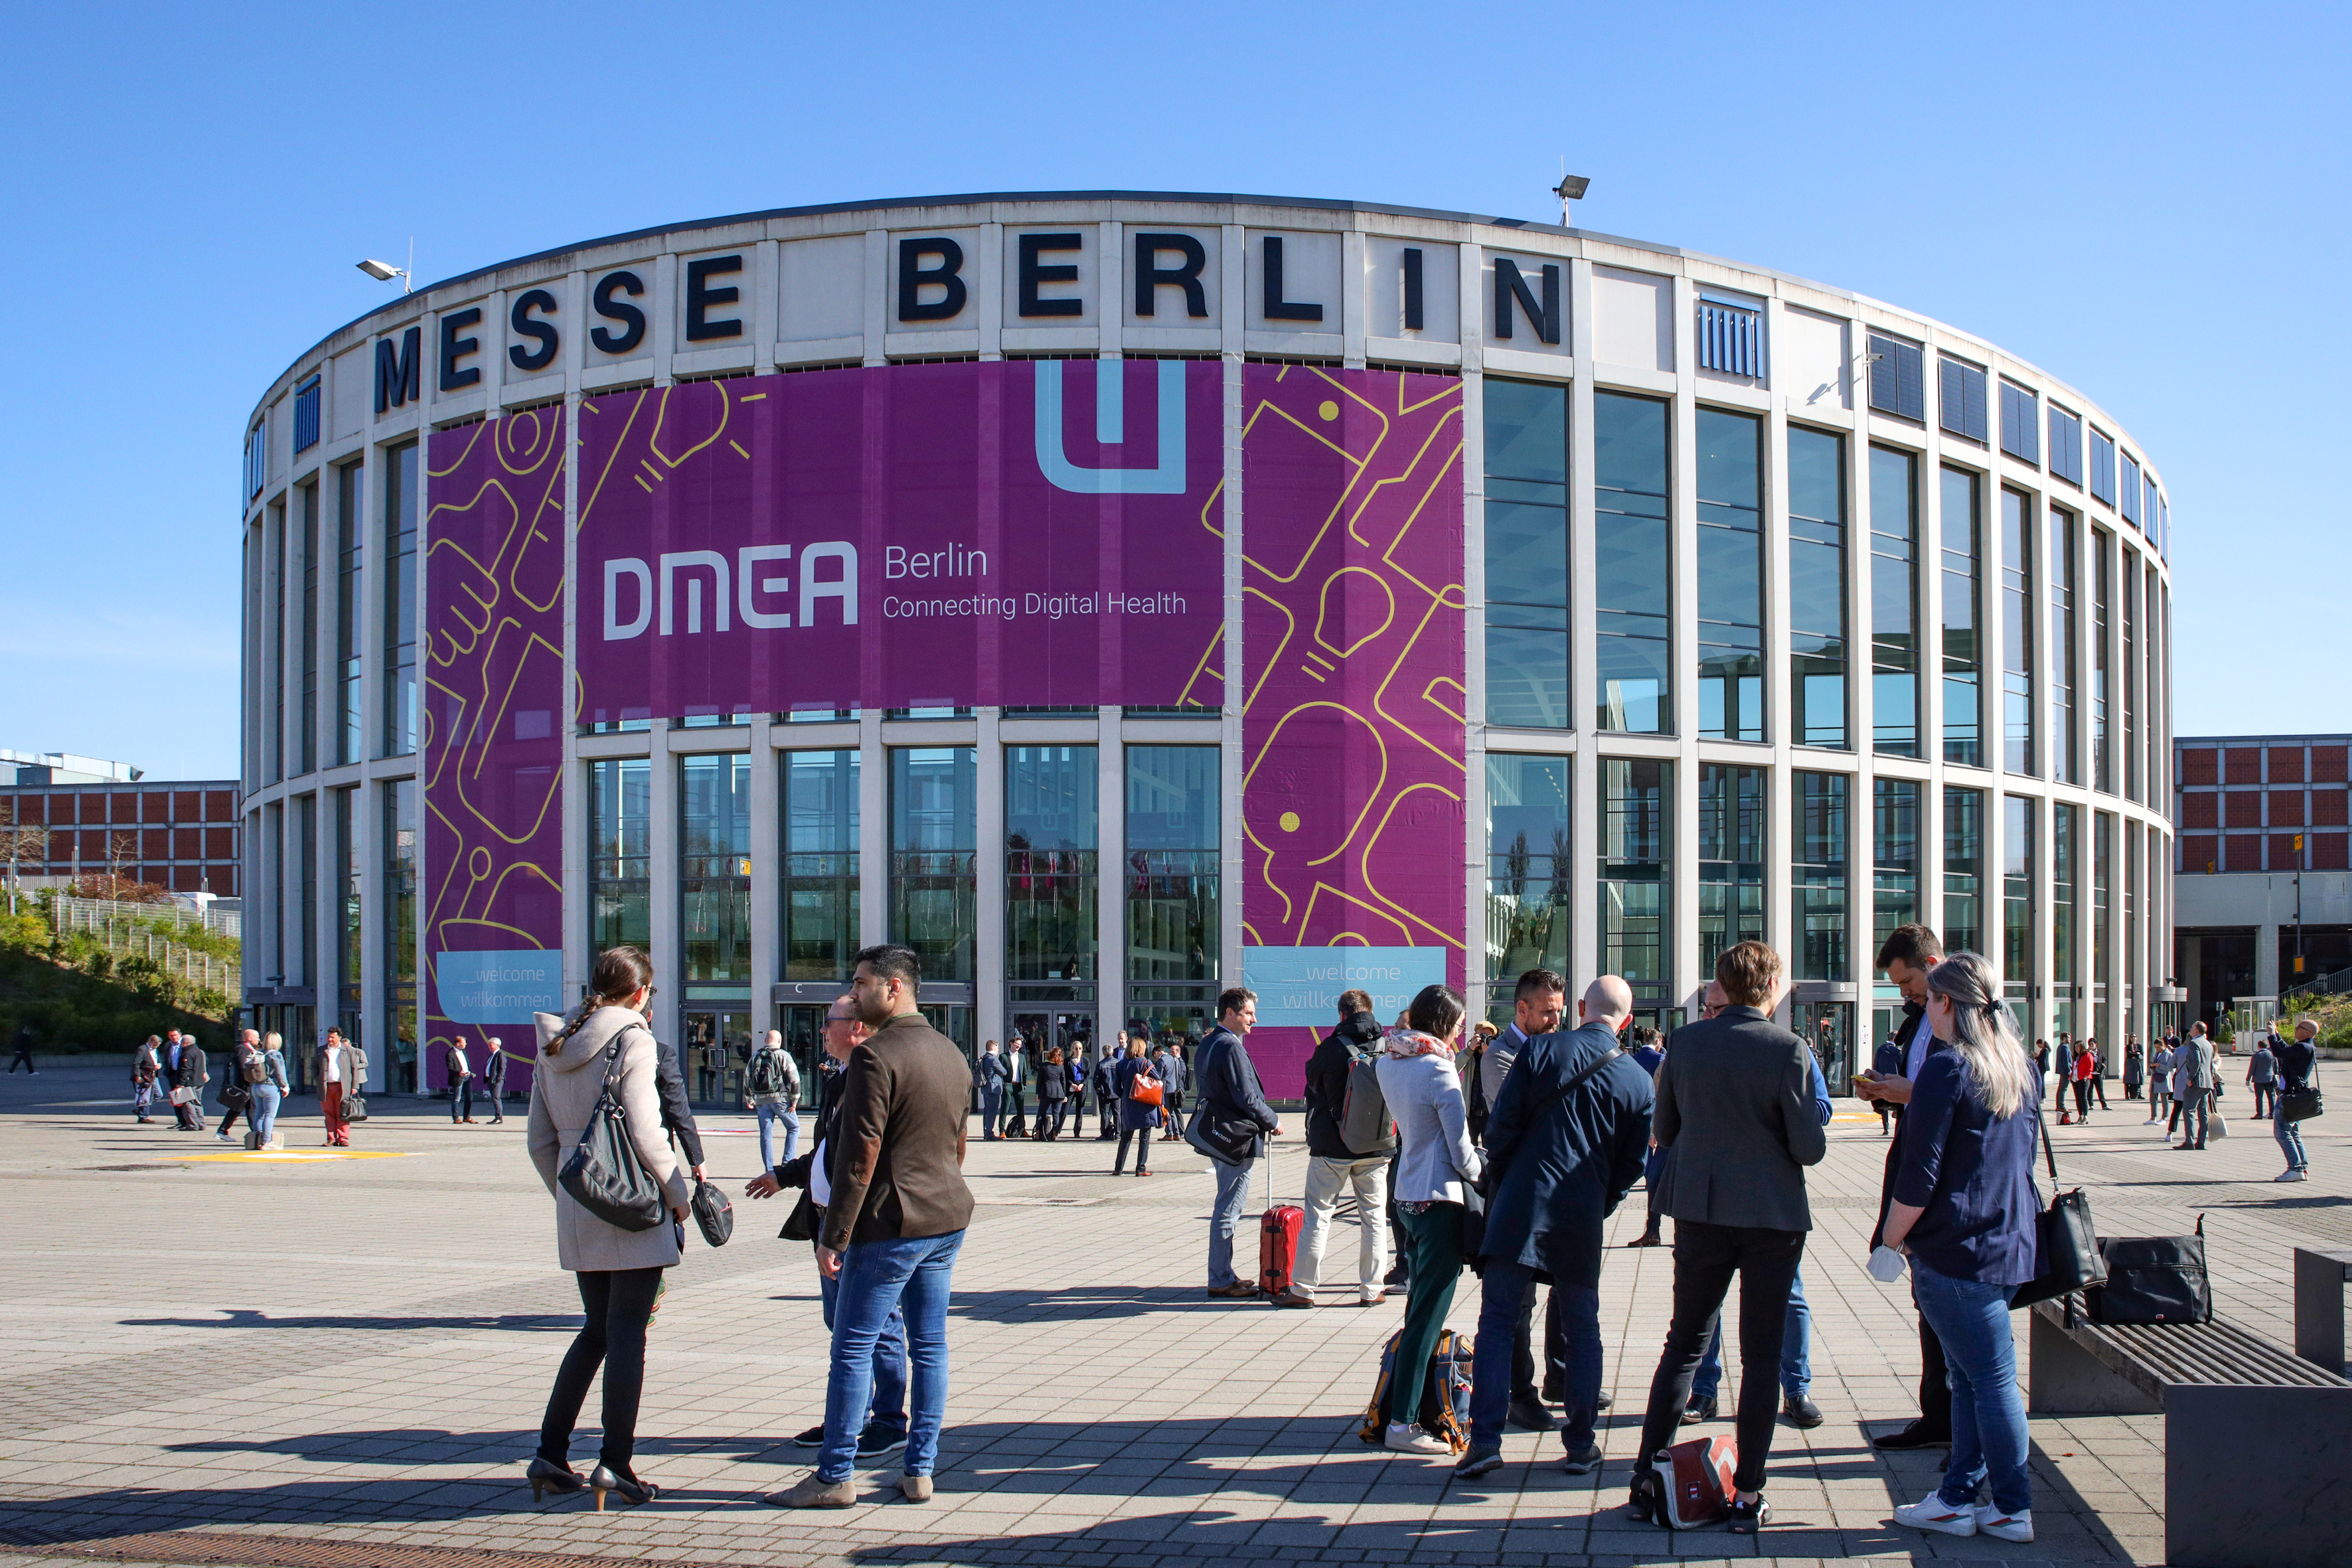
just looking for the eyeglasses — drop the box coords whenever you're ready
[824,1014,854,1026]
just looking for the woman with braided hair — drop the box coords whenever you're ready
[523,946,692,1510]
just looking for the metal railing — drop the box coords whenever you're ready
[47,897,236,995]
[50,894,240,941]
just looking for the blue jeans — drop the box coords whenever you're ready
[1472,1260,1600,1450]
[2276,1107,2310,1170]
[818,1229,963,1482]
[249,1084,281,1143]
[1912,1258,2030,1516]
[1208,1157,1255,1287]
[819,1261,907,1439]
[1693,1264,1810,1399]
[755,1104,800,1172]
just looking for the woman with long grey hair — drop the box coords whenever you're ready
[1879,951,2041,1544]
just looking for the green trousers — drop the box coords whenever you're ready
[1389,1201,1465,1429]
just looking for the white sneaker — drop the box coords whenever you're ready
[1976,1504,2034,1542]
[2277,1169,2310,1182]
[1894,1494,1977,1536]
[1383,1422,1449,1455]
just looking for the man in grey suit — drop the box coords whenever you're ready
[2175,1022,2217,1150]
[1628,941,1827,1534]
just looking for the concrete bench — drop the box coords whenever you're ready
[2031,1297,2352,1567]
[2293,1246,2351,1374]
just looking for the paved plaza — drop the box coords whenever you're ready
[0,1060,2341,1568]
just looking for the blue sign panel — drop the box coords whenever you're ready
[436,949,566,1025]
[1241,946,1447,1028]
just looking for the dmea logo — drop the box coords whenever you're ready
[602,543,857,640]
[1035,358,1187,494]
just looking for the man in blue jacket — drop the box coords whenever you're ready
[1456,975,1654,1478]
[1192,987,1283,1298]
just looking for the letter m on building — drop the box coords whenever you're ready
[376,326,422,412]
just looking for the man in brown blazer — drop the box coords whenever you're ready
[775,944,974,1512]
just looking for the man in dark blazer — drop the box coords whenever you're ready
[1194,988,1282,1298]
[172,1034,209,1131]
[1456,975,1654,1479]
[1628,941,1826,1526]
[1855,921,1952,1450]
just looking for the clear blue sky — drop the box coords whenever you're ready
[4,1,2342,779]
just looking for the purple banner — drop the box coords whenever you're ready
[422,410,570,1092]
[575,359,1223,719]
[1240,365,1467,1097]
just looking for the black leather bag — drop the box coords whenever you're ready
[2278,1086,2324,1123]
[558,1028,667,1233]
[343,1093,368,1122]
[2011,1097,2108,1310]
[2087,1215,2211,1324]
[692,1178,734,1247]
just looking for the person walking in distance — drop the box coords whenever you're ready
[1154,1035,1187,1142]
[1194,988,1283,1298]
[1273,989,1393,1307]
[2272,1015,2319,1182]
[483,1036,509,1124]
[974,1041,1007,1140]
[1885,953,2044,1545]
[773,945,976,1509]
[2086,1037,2110,1111]
[1854,923,1954,1453]
[216,1029,260,1143]
[248,1030,289,1150]
[1456,976,1651,1480]
[449,1036,479,1124]
[2247,1031,2278,1121]
[1375,984,1482,1455]
[523,946,692,1510]
[745,995,912,1474]
[2176,1021,2217,1150]
[2123,1036,2145,1111]
[1627,942,1826,1536]
[1110,1033,1160,1176]
[746,1029,803,1170]
[2146,1033,2171,1123]
[132,1034,163,1123]
[7,1022,35,1074]
[317,1028,360,1147]
[1478,969,1577,1429]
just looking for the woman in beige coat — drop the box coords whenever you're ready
[524,946,691,1509]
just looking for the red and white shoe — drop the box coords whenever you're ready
[1893,1495,1976,1536]
[1975,1504,2034,1542]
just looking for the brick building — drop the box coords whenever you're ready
[0,777,242,896]
[2173,732,2351,1026]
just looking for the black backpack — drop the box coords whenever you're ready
[748,1047,787,1097]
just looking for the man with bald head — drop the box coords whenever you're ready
[1456,975,1654,1479]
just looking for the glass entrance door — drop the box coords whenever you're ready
[1010,1009,1093,1069]
[1799,1000,1854,1096]
[774,1002,830,1113]
[682,1009,752,1106]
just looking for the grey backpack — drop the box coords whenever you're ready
[1338,1050,1396,1154]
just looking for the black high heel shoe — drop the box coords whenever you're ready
[526,1456,586,1502]
[588,1464,657,1510]
[1626,1468,1667,1526]
[1727,1494,1771,1534]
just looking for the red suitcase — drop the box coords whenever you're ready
[1259,1160,1302,1296]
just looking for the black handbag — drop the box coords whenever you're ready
[692,1178,734,1247]
[343,1093,368,1122]
[2278,1086,2324,1123]
[2087,1215,2211,1324]
[558,1027,668,1233]
[2011,1097,2107,1310]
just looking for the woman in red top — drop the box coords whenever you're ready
[2071,1043,2097,1123]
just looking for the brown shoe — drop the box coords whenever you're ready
[1624,1230,1663,1247]
[769,1473,856,1508]
[898,1474,933,1502]
[1205,1283,1257,1299]
[1271,1288,1316,1309]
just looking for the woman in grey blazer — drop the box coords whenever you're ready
[524,946,692,1510]
[1628,941,1826,1535]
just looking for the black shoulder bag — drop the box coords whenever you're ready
[559,1026,668,1233]
[2086,1214,2211,1324]
[2011,1095,2106,1310]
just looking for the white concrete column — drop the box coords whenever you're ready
[859,711,888,949]
[649,736,681,1050]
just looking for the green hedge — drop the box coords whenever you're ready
[0,927,234,1052]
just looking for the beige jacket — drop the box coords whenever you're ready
[526,1005,689,1272]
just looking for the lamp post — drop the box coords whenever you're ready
[1553,174,1591,227]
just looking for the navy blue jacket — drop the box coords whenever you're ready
[1893,1049,2042,1286]
[1476,1021,1654,1288]
[1192,1025,1279,1164]
[1112,1054,1162,1131]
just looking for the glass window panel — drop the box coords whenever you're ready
[1487,753,1572,986]
[783,750,859,982]
[1005,745,1097,982]
[1695,409,1763,743]
[382,777,418,1091]
[1486,625,1571,731]
[1794,771,1849,982]
[1788,427,1847,751]
[1869,446,1919,756]
[336,461,364,767]
[1943,784,1983,957]
[1599,758,1672,1000]
[1127,746,1219,982]
[381,443,418,757]
[2003,795,2034,999]
[2001,489,2035,775]
[1484,380,1571,729]
[2049,510,2078,785]
[1697,764,1766,980]
[680,753,752,985]
[1594,392,1671,734]
[1940,466,1982,767]
[891,747,977,984]
[1873,778,1920,957]
[2092,530,2112,791]
[1483,378,1568,484]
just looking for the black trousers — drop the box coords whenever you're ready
[541,1266,665,1472]
[2073,1079,2092,1118]
[1917,1307,1952,1432]
[1512,1279,1567,1401]
[1636,1219,1806,1494]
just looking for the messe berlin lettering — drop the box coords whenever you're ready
[572,358,1223,720]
